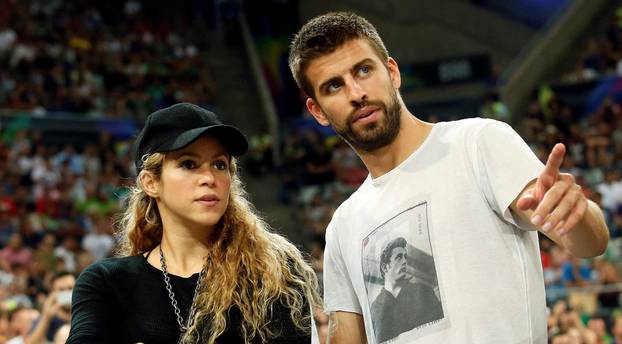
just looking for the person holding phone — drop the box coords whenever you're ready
[25,271,75,344]
[67,103,321,344]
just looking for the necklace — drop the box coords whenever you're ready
[159,247,207,337]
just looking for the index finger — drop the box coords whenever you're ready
[540,143,565,184]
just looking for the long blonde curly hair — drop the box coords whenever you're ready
[115,153,321,343]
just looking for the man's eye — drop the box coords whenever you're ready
[213,160,228,170]
[359,65,370,76]
[179,160,196,169]
[327,82,342,93]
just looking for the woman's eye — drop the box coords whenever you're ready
[179,160,196,169]
[213,160,228,170]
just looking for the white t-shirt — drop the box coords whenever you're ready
[596,180,622,212]
[323,118,547,344]
[82,233,114,261]
[5,336,24,344]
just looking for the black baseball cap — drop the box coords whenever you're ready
[133,103,248,171]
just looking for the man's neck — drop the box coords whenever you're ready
[358,110,433,178]
[384,279,402,298]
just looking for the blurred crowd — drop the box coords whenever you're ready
[0,0,216,120]
[560,6,622,83]
[0,127,133,343]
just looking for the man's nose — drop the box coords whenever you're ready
[346,77,367,106]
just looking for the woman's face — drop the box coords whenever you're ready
[151,135,232,233]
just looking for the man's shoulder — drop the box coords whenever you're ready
[371,288,392,310]
[439,117,501,133]
[332,177,375,216]
[433,117,517,154]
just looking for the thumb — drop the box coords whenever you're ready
[534,178,547,201]
[516,191,538,210]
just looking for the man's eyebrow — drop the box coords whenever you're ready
[317,58,377,94]
[351,58,375,72]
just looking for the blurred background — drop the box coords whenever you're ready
[0,0,621,343]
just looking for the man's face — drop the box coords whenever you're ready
[10,308,39,336]
[384,246,409,282]
[53,275,75,311]
[304,39,402,153]
[52,275,75,293]
[613,317,622,338]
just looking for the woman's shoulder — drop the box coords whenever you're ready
[78,255,148,282]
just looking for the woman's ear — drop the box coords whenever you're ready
[139,171,159,198]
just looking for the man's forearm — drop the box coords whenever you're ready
[24,315,52,344]
[513,181,609,258]
[556,200,608,258]
[326,312,368,344]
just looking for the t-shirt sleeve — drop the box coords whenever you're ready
[66,263,114,344]
[473,120,544,229]
[323,213,362,314]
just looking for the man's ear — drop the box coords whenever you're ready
[387,57,401,89]
[306,98,330,127]
[139,171,159,198]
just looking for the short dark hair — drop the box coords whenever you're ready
[288,12,389,99]
[379,237,407,280]
[51,271,74,285]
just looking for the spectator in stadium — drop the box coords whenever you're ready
[52,323,70,344]
[6,306,39,344]
[593,258,621,311]
[613,314,622,344]
[53,237,81,273]
[548,299,601,343]
[67,103,321,343]
[0,234,32,272]
[587,317,612,344]
[81,215,113,261]
[301,129,336,186]
[332,139,367,187]
[288,12,609,343]
[25,271,74,344]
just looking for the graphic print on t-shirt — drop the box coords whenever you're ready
[362,201,443,343]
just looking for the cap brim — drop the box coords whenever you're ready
[159,125,248,156]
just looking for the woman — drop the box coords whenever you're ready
[67,103,321,343]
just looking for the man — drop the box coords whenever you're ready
[25,271,75,344]
[288,12,609,343]
[613,314,622,344]
[6,306,40,344]
[371,237,442,343]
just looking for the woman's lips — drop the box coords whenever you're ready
[196,195,219,207]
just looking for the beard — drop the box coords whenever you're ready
[327,88,402,153]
